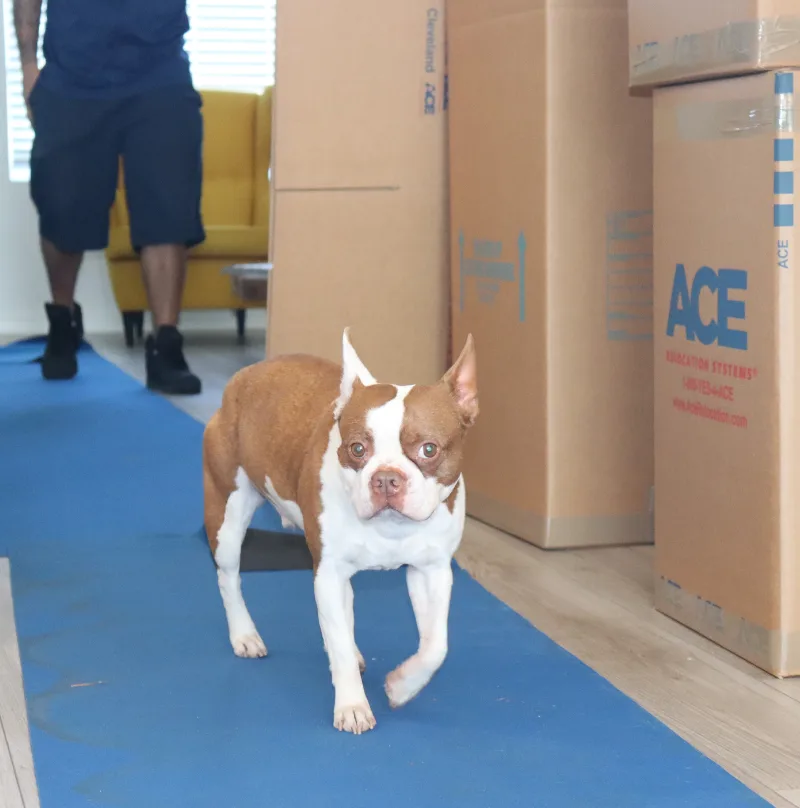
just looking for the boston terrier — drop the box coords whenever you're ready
[203,329,479,734]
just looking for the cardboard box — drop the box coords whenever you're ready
[448,0,655,549]
[629,0,800,91]
[266,0,449,385]
[654,69,800,677]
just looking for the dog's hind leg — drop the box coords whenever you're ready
[204,416,266,658]
[213,468,266,658]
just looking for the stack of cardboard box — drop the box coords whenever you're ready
[629,0,800,677]
[267,0,800,679]
[269,0,657,551]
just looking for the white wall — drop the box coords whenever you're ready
[0,48,265,337]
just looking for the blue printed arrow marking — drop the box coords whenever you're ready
[518,231,526,322]
[458,230,465,312]
[459,230,525,321]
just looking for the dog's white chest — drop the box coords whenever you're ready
[330,506,461,571]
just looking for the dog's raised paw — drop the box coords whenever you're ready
[334,703,376,735]
[385,668,410,708]
[384,662,427,709]
[231,631,268,658]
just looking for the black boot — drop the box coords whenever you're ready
[145,326,201,396]
[41,302,82,380]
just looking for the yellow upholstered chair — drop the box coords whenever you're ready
[105,86,272,345]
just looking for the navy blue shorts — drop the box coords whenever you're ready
[28,83,206,254]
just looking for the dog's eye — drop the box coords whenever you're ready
[350,442,366,459]
[419,442,438,460]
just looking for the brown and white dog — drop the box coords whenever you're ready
[203,329,478,734]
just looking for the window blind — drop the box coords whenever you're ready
[1,0,45,181]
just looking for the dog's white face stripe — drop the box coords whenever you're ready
[365,384,412,460]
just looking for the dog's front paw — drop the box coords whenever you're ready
[333,702,376,735]
[231,631,268,658]
[385,659,429,708]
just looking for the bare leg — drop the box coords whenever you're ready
[315,563,375,734]
[140,244,186,328]
[141,241,200,395]
[41,238,82,308]
[39,238,84,380]
[385,563,453,708]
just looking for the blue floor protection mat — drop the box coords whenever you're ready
[0,338,281,549]
[0,339,768,807]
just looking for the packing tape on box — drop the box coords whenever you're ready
[655,576,800,677]
[659,89,795,143]
[631,16,800,86]
[467,491,654,549]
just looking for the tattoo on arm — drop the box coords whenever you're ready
[13,0,42,67]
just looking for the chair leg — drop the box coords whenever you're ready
[133,311,144,340]
[235,309,246,344]
[122,311,137,348]
[122,310,145,347]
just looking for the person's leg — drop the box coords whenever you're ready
[29,85,119,380]
[121,83,205,395]
[37,240,84,377]
[140,244,186,329]
[41,238,82,310]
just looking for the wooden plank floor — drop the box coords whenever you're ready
[0,559,38,808]
[2,329,800,807]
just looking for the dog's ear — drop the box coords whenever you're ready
[442,334,479,428]
[335,327,376,417]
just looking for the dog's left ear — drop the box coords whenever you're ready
[335,327,377,418]
[443,334,479,428]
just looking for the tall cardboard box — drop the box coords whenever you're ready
[654,70,800,677]
[267,0,449,385]
[629,0,800,91]
[448,0,654,549]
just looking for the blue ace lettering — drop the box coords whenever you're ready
[666,263,748,351]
